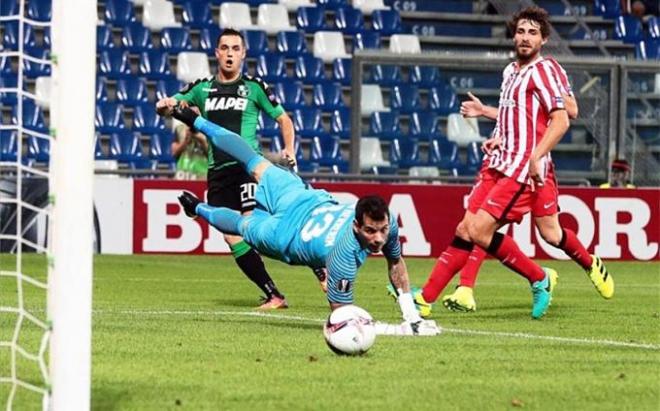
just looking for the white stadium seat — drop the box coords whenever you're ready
[177,52,211,83]
[219,2,254,30]
[389,34,421,54]
[35,76,52,109]
[447,113,485,147]
[409,166,439,177]
[257,4,296,34]
[313,31,350,63]
[360,137,390,170]
[352,0,389,15]
[361,84,388,115]
[279,0,313,11]
[142,0,181,31]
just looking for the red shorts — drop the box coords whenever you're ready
[466,167,534,224]
[531,163,559,217]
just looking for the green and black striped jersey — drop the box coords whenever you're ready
[174,74,285,172]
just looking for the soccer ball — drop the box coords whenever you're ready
[323,305,376,356]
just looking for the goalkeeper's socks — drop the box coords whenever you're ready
[459,246,487,288]
[422,236,474,303]
[558,228,592,270]
[486,232,544,283]
[232,241,284,299]
[198,205,242,235]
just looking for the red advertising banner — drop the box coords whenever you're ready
[133,180,660,261]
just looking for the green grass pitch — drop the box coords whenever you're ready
[1,254,659,410]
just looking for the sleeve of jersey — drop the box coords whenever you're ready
[381,214,402,260]
[254,81,285,120]
[173,81,201,105]
[533,63,566,113]
[326,236,358,305]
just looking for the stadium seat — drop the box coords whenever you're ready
[361,84,387,115]
[313,31,350,63]
[176,52,210,83]
[199,26,220,55]
[0,130,18,162]
[293,108,325,138]
[389,34,421,54]
[23,47,51,78]
[27,0,51,21]
[371,64,401,86]
[257,4,295,34]
[313,82,345,110]
[138,50,171,80]
[274,81,305,110]
[100,50,132,78]
[352,0,389,15]
[464,141,483,174]
[94,133,109,160]
[354,32,381,50]
[410,66,442,87]
[593,0,621,18]
[408,166,439,178]
[360,137,390,170]
[0,55,14,75]
[2,21,35,50]
[281,0,313,11]
[104,0,136,25]
[109,130,144,163]
[156,78,183,99]
[256,53,287,83]
[614,15,643,44]
[277,31,308,58]
[391,84,421,114]
[317,0,347,9]
[97,26,115,51]
[369,111,401,140]
[428,137,459,170]
[133,104,166,134]
[121,24,152,53]
[310,135,345,167]
[294,55,326,84]
[26,135,50,164]
[268,135,304,164]
[34,76,51,109]
[116,78,149,106]
[332,58,352,85]
[220,3,254,30]
[334,7,364,34]
[95,103,126,134]
[243,30,269,57]
[258,113,281,138]
[0,76,18,105]
[0,0,18,17]
[181,1,213,29]
[635,39,660,60]
[649,17,659,38]
[331,107,350,139]
[96,77,109,103]
[409,111,441,139]
[389,137,420,168]
[371,10,401,36]
[296,6,326,33]
[429,84,458,114]
[447,113,484,147]
[161,28,193,53]
[12,100,47,133]
[149,131,175,163]
[143,0,181,31]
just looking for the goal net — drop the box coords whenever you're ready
[0,1,96,409]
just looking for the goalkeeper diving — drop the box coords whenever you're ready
[172,105,439,336]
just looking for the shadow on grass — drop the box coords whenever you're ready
[92,385,130,411]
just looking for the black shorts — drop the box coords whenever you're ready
[207,167,258,213]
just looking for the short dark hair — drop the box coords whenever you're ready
[507,6,551,39]
[355,195,389,226]
[216,28,245,48]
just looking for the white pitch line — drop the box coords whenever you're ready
[95,309,660,351]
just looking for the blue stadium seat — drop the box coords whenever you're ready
[27,0,51,22]
[317,0,347,10]
[96,77,109,103]
[242,30,269,57]
[97,26,114,51]
[391,84,420,114]
[256,53,287,83]
[332,58,352,85]
[0,76,17,105]
[23,47,51,78]
[331,107,350,139]
[12,100,47,133]
[133,104,166,134]
[614,15,643,43]
[149,131,175,163]
[160,28,193,53]
[138,50,172,80]
[636,39,660,60]
[649,16,659,38]
[372,10,402,36]
[95,103,125,134]
[0,56,14,75]
[269,135,304,164]
[310,135,346,167]
[409,111,441,139]
[156,78,183,100]
[593,0,621,18]
[535,0,571,16]
[181,1,213,28]
[258,113,280,138]
[313,82,345,110]
[369,111,401,140]
[116,78,149,106]
[428,137,459,170]
[121,24,152,53]
[334,7,364,34]
[99,49,132,78]
[43,27,51,48]
[274,81,305,110]
[354,32,381,50]
[1,0,18,17]
[0,130,18,162]
[410,66,442,87]
[464,141,483,174]
[109,130,144,163]
[2,21,37,50]
[294,108,325,138]
[200,26,221,55]
[277,31,308,58]
[297,6,327,33]
[429,84,458,114]
[294,55,325,84]
[26,136,50,164]
[371,65,401,86]
[389,138,421,168]
[94,133,109,160]
[104,0,136,25]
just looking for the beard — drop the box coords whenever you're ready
[515,44,539,64]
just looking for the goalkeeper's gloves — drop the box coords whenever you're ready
[178,191,201,218]
[406,319,441,336]
[397,291,423,324]
[172,104,199,130]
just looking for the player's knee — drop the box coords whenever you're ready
[455,221,471,241]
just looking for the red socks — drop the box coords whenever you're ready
[487,232,545,283]
[422,237,473,303]
[559,228,592,270]
[459,246,487,288]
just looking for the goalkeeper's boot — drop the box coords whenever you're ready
[178,191,201,218]
[442,286,477,312]
[586,255,614,299]
[312,267,327,293]
[257,295,289,311]
[530,268,554,319]
[412,287,433,319]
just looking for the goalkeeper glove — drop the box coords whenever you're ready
[172,104,199,130]
[178,191,201,218]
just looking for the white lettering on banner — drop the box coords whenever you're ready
[388,194,431,256]
[203,223,231,253]
[142,190,201,252]
[595,198,658,260]
[537,195,594,260]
